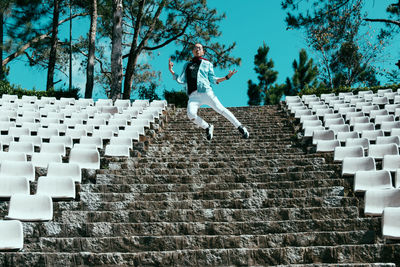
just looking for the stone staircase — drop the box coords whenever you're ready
[0,104,399,266]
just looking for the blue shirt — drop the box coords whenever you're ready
[173,59,219,95]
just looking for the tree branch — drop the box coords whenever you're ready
[2,12,88,66]
[144,19,190,51]
[364,18,400,27]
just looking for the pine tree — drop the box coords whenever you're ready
[286,49,318,95]
[247,43,278,105]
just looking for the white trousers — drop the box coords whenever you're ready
[187,90,241,129]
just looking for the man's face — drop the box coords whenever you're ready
[192,44,204,57]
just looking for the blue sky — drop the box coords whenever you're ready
[6,0,400,107]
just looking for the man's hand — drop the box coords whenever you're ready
[168,57,175,75]
[227,69,238,79]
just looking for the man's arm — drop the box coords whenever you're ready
[216,69,238,84]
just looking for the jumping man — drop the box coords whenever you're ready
[168,43,249,141]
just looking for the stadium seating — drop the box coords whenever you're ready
[0,220,24,251]
[6,194,53,221]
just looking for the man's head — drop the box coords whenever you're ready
[192,43,205,57]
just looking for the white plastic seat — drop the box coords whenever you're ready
[345,137,369,150]
[299,115,318,124]
[31,152,62,168]
[338,106,355,115]
[0,161,34,182]
[342,156,375,176]
[136,112,155,123]
[288,103,305,113]
[114,99,131,110]
[333,103,349,111]
[364,189,400,216]
[302,120,322,129]
[312,129,335,145]
[86,118,107,128]
[40,117,60,127]
[49,135,73,149]
[381,121,400,133]
[358,90,373,98]
[378,89,393,96]
[73,144,98,150]
[383,155,400,172]
[370,109,389,119]
[375,115,395,126]
[361,129,384,142]
[150,100,167,109]
[75,98,94,107]
[349,116,369,126]
[0,151,26,162]
[65,128,87,140]
[19,135,42,148]
[108,118,128,128]
[63,118,84,127]
[8,142,34,156]
[355,101,372,111]
[70,112,89,122]
[69,148,100,169]
[40,143,66,156]
[0,176,30,197]
[334,146,364,162]
[0,135,14,146]
[372,96,389,106]
[47,123,67,135]
[337,131,359,143]
[324,118,345,127]
[385,104,400,114]
[47,162,81,183]
[339,92,353,99]
[112,113,131,120]
[1,94,18,102]
[36,176,75,199]
[104,145,130,157]
[0,121,15,131]
[368,143,399,160]
[321,94,337,101]
[95,99,113,107]
[74,124,94,134]
[110,136,133,148]
[37,127,59,139]
[354,170,393,192]
[124,125,146,136]
[361,105,379,115]
[9,127,30,138]
[92,129,113,140]
[350,98,365,106]
[46,112,65,121]
[316,140,340,152]
[98,125,119,134]
[15,116,35,126]
[40,96,56,104]
[382,207,400,239]
[60,97,76,105]
[5,194,53,221]
[21,122,41,134]
[328,124,350,135]
[323,113,342,121]
[132,99,150,108]
[117,130,140,141]
[345,111,364,122]
[100,106,118,115]
[391,128,400,137]
[0,220,24,251]
[344,95,358,103]
[130,118,150,129]
[376,136,400,145]
[79,136,103,149]
[294,109,312,119]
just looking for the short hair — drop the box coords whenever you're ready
[192,43,204,50]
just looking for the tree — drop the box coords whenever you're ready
[282,0,383,88]
[46,0,61,91]
[110,0,123,100]
[85,0,97,98]
[247,43,278,106]
[285,49,318,96]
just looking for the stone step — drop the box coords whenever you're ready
[73,186,344,203]
[95,170,337,184]
[1,245,400,266]
[78,179,345,194]
[106,164,342,176]
[22,217,380,238]
[23,231,378,253]
[57,207,359,223]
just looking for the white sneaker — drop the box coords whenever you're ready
[206,124,214,140]
[238,125,249,139]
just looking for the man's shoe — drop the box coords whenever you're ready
[238,125,249,139]
[206,124,214,140]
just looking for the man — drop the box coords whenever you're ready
[168,43,249,141]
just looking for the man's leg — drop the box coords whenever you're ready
[204,91,249,138]
[187,95,209,129]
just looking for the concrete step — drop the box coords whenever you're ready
[22,217,380,238]
[23,231,378,253]
[57,207,359,223]
[1,245,400,266]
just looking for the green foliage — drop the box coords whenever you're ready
[265,84,286,105]
[0,80,80,99]
[247,43,278,106]
[285,49,319,96]
[163,89,188,108]
[136,82,160,102]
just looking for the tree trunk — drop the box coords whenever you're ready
[85,0,97,98]
[0,12,4,80]
[122,50,139,100]
[110,0,123,101]
[46,0,60,91]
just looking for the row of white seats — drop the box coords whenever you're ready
[288,93,400,240]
